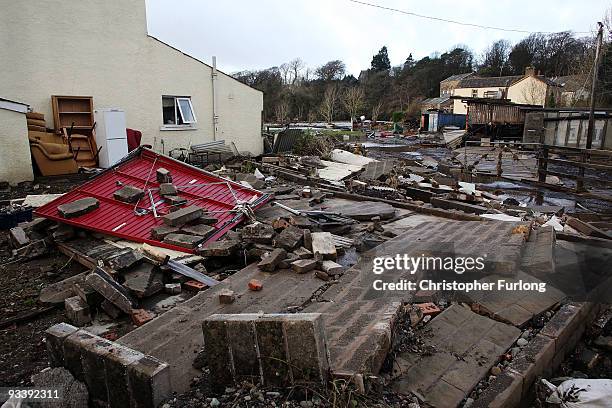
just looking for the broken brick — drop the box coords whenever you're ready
[248,279,263,291]
[57,197,99,218]
[164,283,182,295]
[150,225,180,240]
[114,185,145,203]
[416,302,441,317]
[219,289,236,304]
[241,223,275,244]
[156,167,172,183]
[291,259,317,274]
[198,240,238,257]
[162,205,204,227]
[198,214,219,225]
[159,183,177,196]
[314,270,330,281]
[293,247,313,259]
[122,263,164,298]
[131,309,155,326]
[273,226,303,250]
[320,260,344,275]
[183,280,207,291]
[64,296,91,326]
[303,229,312,251]
[257,248,287,272]
[73,282,102,306]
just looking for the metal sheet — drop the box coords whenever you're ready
[35,148,272,253]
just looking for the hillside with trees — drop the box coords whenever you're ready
[233,25,612,124]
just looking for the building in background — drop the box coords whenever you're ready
[0,0,263,183]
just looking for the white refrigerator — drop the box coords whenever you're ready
[94,108,128,168]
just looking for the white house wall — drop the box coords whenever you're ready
[0,0,263,157]
[507,77,547,106]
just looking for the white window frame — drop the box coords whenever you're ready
[176,97,197,124]
[161,96,197,131]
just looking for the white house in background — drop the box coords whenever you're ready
[449,68,561,114]
[0,0,263,183]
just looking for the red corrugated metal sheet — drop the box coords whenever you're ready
[35,148,271,253]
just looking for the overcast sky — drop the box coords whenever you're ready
[145,0,608,76]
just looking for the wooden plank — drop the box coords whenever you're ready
[565,217,612,240]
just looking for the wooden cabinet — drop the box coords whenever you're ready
[51,95,98,167]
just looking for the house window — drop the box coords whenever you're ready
[162,96,196,126]
[471,89,478,98]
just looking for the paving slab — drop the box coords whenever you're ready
[391,305,521,407]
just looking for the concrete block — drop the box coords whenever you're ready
[106,249,144,271]
[64,296,92,326]
[257,248,286,272]
[73,282,102,307]
[273,226,303,250]
[57,197,99,218]
[114,185,145,203]
[163,233,205,249]
[540,304,582,353]
[293,247,313,259]
[181,224,215,237]
[202,316,233,390]
[63,330,97,381]
[85,268,135,314]
[164,195,188,206]
[156,168,172,183]
[100,299,122,319]
[162,205,203,227]
[255,319,291,386]
[127,355,172,408]
[320,260,344,275]
[311,232,337,261]
[103,344,145,408]
[218,289,236,304]
[242,223,275,244]
[159,183,177,196]
[123,263,164,298]
[283,314,329,385]
[226,315,261,384]
[80,336,114,405]
[44,323,79,367]
[198,240,239,257]
[291,259,317,274]
[472,369,523,408]
[150,225,180,240]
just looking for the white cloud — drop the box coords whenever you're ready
[145,0,608,76]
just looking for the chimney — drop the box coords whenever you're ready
[525,66,535,77]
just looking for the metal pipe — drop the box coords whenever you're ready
[212,56,219,141]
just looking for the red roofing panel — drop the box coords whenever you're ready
[35,148,271,253]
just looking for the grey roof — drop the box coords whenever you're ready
[458,75,523,88]
[421,96,451,105]
[441,72,474,83]
[551,75,586,91]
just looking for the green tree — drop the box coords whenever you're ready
[371,46,391,71]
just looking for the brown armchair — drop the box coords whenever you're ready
[29,135,78,176]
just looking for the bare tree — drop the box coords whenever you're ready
[371,101,383,123]
[288,58,305,85]
[319,85,338,124]
[279,63,291,85]
[520,80,547,105]
[342,87,365,130]
[275,99,290,125]
[315,60,346,82]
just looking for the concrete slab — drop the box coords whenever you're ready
[391,305,521,407]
